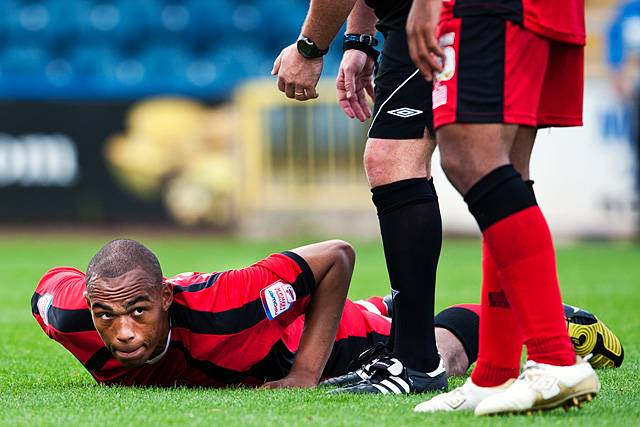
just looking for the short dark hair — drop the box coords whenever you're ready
[86,239,163,292]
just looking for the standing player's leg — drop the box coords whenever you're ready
[326,27,447,394]
[367,133,442,373]
[475,41,598,416]
[329,132,446,394]
[416,16,597,414]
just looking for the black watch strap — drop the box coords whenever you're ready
[343,33,380,62]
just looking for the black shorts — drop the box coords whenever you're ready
[368,29,434,140]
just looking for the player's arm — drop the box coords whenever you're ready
[272,0,358,101]
[337,0,378,121]
[263,240,355,388]
[406,0,445,81]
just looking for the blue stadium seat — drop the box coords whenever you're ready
[3,0,56,47]
[0,1,13,43]
[44,57,74,88]
[0,44,49,97]
[183,54,222,96]
[185,0,235,48]
[259,0,308,51]
[158,1,190,36]
[1,44,48,74]
[70,43,119,81]
[139,44,191,92]
[79,0,158,49]
[112,57,146,93]
[0,0,331,100]
[208,44,271,88]
[46,0,88,48]
[231,3,263,37]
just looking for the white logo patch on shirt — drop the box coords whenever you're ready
[37,293,54,326]
[260,281,296,320]
[387,107,423,118]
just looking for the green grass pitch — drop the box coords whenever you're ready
[0,235,638,426]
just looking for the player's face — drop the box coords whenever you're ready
[84,268,172,368]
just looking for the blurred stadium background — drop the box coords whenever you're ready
[0,0,638,239]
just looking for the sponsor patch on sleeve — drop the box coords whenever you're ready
[37,293,54,326]
[260,281,297,320]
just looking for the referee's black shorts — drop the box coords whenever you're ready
[369,28,435,140]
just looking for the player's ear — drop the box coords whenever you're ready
[83,291,91,308]
[161,282,172,311]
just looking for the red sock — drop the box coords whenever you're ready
[483,206,574,366]
[471,240,523,387]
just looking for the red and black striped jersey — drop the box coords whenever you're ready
[31,252,317,387]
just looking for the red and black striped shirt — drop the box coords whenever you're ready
[31,252,317,387]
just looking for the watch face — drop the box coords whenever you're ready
[297,38,317,58]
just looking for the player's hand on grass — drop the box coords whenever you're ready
[261,374,318,389]
[336,50,375,122]
[272,44,323,101]
[406,0,445,82]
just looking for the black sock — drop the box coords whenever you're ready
[371,177,442,372]
[464,165,537,230]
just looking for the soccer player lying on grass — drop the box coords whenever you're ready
[31,239,623,388]
[32,238,380,388]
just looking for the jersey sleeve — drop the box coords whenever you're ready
[170,252,316,328]
[31,267,106,366]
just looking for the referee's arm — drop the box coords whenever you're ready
[273,0,357,101]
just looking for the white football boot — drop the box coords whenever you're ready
[414,377,512,413]
[475,357,600,416]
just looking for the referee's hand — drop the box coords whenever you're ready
[336,50,375,122]
[272,44,323,101]
[406,0,445,82]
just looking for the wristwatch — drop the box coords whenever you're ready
[343,33,379,47]
[343,33,380,62]
[296,35,329,59]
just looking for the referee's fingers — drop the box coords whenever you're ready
[357,88,371,118]
[278,76,286,93]
[271,53,282,76]
[306,87,319,99]
[344,69,357,100]
[339,98,356,119]
[285,83,296,99]
[349,92,366,122]
[294,87,309,101]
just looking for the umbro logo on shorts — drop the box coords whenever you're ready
[387,107,423,118]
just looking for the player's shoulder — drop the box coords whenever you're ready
[39,266,85,282]
[34,267,86,306]
[32,266,91,336]
[167,271,222,293]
